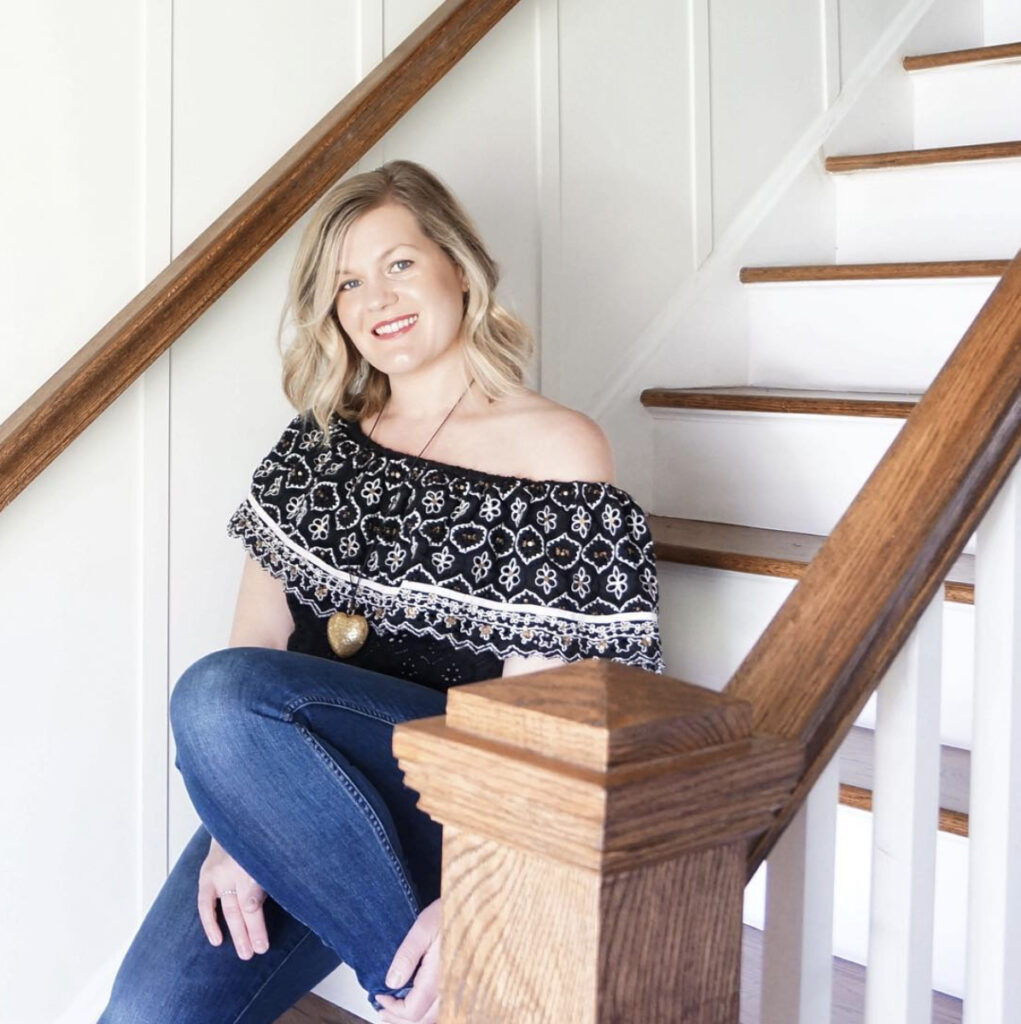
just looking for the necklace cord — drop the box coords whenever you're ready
[346,379,475,617]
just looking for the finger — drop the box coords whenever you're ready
[239,888,270,954]
[218,893,255,959]
[376,975,433,1022]
[376,994,412,1022]
[394,978,434,1020]
[196,880,223,946]
[378,992,439,1024]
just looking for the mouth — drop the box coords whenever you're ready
[371,313,419,338]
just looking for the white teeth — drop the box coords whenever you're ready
[373,314,418,336]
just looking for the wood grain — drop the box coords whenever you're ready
[727,247,1021,878]
[274,993,370,1023]
[903,41,1021,71]
[438,825,746,1022]
[0,0,522,513]
[649,515,975,603]
[826,140,1021,172]
[640,385,921,418]
[739,260,1010,282]
[394,660,804,1020]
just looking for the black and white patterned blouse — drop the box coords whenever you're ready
[227,412,665,692]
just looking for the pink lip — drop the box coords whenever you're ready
[372,313,419,336]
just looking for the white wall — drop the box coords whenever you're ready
[0,0,948,1019]
[0,3,146,1021]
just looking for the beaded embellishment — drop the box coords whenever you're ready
[227,413,665,673]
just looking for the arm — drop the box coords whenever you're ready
[500,410,616,680]
[228,553,295,650]
[198,554,295,956]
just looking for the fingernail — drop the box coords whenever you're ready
[385,970,400,987]
[253,941,267,953]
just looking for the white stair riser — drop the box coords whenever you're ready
[652,407,903,536]
[657,562,975,748]
[747,278,997,390]
[744,811,967,999]
[911,60,1021,149]
[835,159,1021,262]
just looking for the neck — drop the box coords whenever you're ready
[382,344,475,421]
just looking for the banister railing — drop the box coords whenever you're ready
[729,243,1021,877]
[395,247,1021,1020]
[0,0,520,514]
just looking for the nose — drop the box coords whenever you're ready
[366,277,399,311]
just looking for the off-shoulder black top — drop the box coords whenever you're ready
[227,411,665,692]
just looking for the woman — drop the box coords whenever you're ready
[99,160,664,1024]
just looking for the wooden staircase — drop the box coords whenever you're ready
[5,9,1021,1021]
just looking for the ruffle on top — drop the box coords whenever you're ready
[226,412,665,674]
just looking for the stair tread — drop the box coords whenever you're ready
[275,991,370,1023]
[641,385,922,418]
[903,40,1021,71]
[740,259,1010,282]
[840,725,970,821]
[649,513,972,592]
[826,139,1021,172]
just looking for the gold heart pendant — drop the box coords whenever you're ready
[326,611,369,657]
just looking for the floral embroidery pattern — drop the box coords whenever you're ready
[226,414,664,673]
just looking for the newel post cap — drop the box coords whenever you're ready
[393,659,802,872]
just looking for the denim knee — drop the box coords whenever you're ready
[169,647,264,775]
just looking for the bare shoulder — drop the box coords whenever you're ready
[488,392,616,484]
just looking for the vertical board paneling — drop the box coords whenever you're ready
[556,0,693,410]
[709,0,824,242]
[0,3,145,1021]
[167,1,361,856]
[140,0,174,916]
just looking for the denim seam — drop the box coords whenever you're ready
[230,925,320,1024]
[284,692,401,726]
[290,717,421,917]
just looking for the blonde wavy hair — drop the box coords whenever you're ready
[278,159,535,440]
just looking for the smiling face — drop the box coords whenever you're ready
[334,201,469,381]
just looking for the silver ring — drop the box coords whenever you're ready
[219,888,237,897]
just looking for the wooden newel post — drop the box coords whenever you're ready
[392,659,802,1023]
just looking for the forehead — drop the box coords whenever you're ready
[338,202,429,270]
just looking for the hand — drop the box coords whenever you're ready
[376,897,442,1023]
[197,835,270,960]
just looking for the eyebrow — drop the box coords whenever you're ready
[339,244,419,275]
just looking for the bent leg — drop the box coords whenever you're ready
[98,822,341,1024]
[169,647,449,1013]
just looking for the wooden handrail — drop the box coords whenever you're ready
[0,0,520,514]
[727,244,1021,878]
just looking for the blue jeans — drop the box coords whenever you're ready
[98,646,451,1023]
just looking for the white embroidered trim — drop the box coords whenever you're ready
[229,496,664,674]
[241,493,660,627]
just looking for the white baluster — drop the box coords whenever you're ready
[761,755,839,1024]
[965,465,1021,1022]
[864,591,942,1023]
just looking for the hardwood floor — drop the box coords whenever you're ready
[740,925,963,1023]
[274,991,371,1023]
